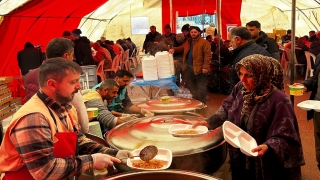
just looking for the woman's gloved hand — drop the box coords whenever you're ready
[116,150,133,164]
[92,153,121,169]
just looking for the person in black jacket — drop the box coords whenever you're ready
[309,30,317,43]
[17,42,44,76]
[294,53,320,170]
[72,28,95,66]
[228,27,270,89]
[142,25,161,55]
[281,29,292,45]
[246,21,280,61]
[309,31,320,56]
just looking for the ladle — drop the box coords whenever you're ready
[120,145,158,161]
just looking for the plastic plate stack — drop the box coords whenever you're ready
[141,56,158,81]
[155,51,174,78]
[222,121,258,156]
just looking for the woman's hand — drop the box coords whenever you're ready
[251,144,268,157]
[192,120,209,128]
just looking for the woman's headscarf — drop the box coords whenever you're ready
[235,54,284,125]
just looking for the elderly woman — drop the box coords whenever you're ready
[195,54,305,180]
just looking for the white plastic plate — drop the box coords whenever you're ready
[127,148,172,171]
[297,100,320,111]
[238,131,258,156]
[222,121,258,157]
[168,124,208,137]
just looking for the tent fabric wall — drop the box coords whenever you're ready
[79,0,162,47]
[0,0,108,77]
[162,0,242,39]
[241,0,320,38]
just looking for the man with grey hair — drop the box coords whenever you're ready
[24,38,89,133]
[0,58,132,179]
[228,26,270,89]
[83,79,127,137]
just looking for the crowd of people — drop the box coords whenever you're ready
[3,20,320,179]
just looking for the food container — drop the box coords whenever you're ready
[127,148,172,171]
[161,96,171,104]
[105,170,220,180]
[87,108,98,119]
[137,97,204,113]
[107,115,227,175]
[168,124,208,138]
[289,85,304,96]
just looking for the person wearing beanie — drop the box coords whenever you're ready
[71,29,82,37]
[181,23,190,38]
[162,24,175,38]
[142,25,161,55]
[169,26,211,104]
[71,28,95,66]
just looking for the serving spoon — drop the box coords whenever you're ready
[120,145,158,161]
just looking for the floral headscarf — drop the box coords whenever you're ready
[235,54,284,125]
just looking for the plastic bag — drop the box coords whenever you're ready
[174,88,193,99]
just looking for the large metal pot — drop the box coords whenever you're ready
[106,115,227,175]
[105,170,220,180]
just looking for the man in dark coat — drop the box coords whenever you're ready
[246,20,280,61]
[228,27,270,89]
[72,28,95,66]
[309,31,320,56]
[142,25,161,55]
[126,37,137,56]
[296,53,320,170]
[17,42,44,76]
[281,29,292,45]
[309,30,317,43]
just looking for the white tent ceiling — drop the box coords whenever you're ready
[0,0,28,15]
[1,0,320,45]
[79,0,161,46]
[241,0,320,37]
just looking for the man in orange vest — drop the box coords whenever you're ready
[0,58,132,179]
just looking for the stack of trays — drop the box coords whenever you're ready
[155,51,173,78]
[141,56,158,81]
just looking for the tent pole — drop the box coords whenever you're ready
[216,0,221,93]
[169,0,172,31]
[202,0,204,37]
[290,0,296,104]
